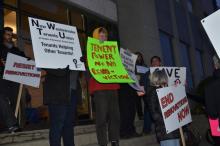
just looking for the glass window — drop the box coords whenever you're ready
[4,0,17,7]
[20,0,68,24]
[78,32,87,52]
[159,32,175,66]
[20,14,33,57]
[187,0,193,12]
[179,42,194,88]
[195,49,204,80]
[4,9,17,44]
[216,0,220,8]
[70,10,85,31]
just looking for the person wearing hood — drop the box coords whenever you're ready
[205,55,220,145]
[89,27,120,146]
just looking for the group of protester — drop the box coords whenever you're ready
[1,26,220,146]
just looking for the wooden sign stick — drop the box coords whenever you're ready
[15,84,24,118]
[179,127,186,146]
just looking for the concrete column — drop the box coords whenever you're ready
[117,0,161,65]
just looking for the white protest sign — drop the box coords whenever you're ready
[120,48,137,73]
[150,67,186,86]
[201,10,220,58]
[136,65,149,74]
[28,17,85,70]
[156,85,192,134]
[3,53,41,88]
[120,48,144,91]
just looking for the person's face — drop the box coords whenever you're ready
[151,58,161,67]
[136,55,143,65]
[137,55,142,63]
[98,31,107,42]
[3,30,13,43]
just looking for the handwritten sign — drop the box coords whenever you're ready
[120,48,137,73]
[3,53,41,88]
[150,67,186,86]
[156,85,192,133]
[87,37,134,83]
[28,17,85,70]
[120,48,144,91]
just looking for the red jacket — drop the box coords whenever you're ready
[89,78,120,94]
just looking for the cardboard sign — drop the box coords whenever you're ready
[120,48,137,73]
[201,10,220,58]
[28,17,85,70]
[3,53,41,88]
[156,85,192,133]
[150,67,186,86]
[209,118,220,136]
[120,48,144,91]
[87,37,134,83]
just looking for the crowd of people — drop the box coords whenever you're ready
[1,26,220,146]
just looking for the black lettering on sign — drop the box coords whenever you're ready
[175,68,180,78]
[46,23,55,30]
[31,19,39,27]
[59,32,65,39]
[73,59,78,68]
[36,28,43,35]
[166,68,173,77]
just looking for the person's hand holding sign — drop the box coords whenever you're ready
[137,91,145,96]
[137,86,145,96]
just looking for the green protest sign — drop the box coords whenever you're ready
[87,37,134,83]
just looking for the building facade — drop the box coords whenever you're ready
[117,0,218,87]
[0,0,219,130]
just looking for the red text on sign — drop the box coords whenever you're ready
[161,93,174,109]
[178,105,190,123]
[13,62,35,70]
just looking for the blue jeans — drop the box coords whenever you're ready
[48,90,77,146]
[143,106,152,133]
[160,139,180,146]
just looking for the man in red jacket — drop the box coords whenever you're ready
[89,27,120,146]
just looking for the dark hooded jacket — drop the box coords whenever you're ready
[205,69,220,121]
[147,85,179,141]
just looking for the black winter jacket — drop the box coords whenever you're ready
[43,69,70,105]
[43,69,81,105]
[205,69,220,121]
[147,85,179,142]
[0,45,25,98]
